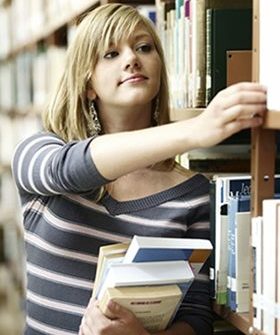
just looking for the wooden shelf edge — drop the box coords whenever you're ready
[263,109,280,129]
[169,108,204,121]
[213,302,250,334]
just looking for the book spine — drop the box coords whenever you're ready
[216,203,228,305]
[205,8,212,105]
[191,0,206,107]
[252,216,263,330]
[209,180,216,298]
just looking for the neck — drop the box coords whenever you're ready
[99,104,153,133]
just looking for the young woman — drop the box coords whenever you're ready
[12,3,266,335]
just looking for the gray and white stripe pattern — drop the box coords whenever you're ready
[12,132,213,335]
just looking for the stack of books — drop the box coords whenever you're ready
[93,235,212,333]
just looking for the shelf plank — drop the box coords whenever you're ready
[213,302,250,334]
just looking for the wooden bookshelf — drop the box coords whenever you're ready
[213,302,250,334]
[2,0,155,61]
[264,110,280,129]
[0,1,278,334]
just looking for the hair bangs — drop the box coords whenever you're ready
[96,9,147,56]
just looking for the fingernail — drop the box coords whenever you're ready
[108,300,118,311]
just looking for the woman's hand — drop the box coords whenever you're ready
[191,82,267,148]
[79,298,150,335]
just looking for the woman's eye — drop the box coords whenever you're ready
[137,44,152,53]
[104,51,119,59]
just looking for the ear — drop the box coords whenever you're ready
[86,78,97,100]
[86,88,97,100]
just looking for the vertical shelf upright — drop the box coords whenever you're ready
[250,0,277,334]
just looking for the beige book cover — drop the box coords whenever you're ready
[99,284,182,333]
[93,242,129,297]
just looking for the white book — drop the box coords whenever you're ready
[97,260,194,302]
[235,211,251,312]
[259,0,280,111]
[252,216,263,331]
[262,199,279,334]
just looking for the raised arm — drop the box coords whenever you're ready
[91,82,266,180]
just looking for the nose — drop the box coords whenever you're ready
[122,48,141,71]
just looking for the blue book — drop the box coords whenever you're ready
[122,235,212,276]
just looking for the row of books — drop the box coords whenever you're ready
[156,0,252,109]
[0,46,66,111]
[0,0,94,57]
[0,5,156,112]
[93,235,212,333]
[210,174,280,323]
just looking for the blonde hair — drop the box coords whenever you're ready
[44,3,171,139]
[43,3,175,199]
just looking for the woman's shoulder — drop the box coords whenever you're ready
[12,131,65,159]
[17,131,64,147]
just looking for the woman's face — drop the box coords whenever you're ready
[89,26,161,113]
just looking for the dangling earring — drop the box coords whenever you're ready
[153,96,159,125]
[88,100,101,135]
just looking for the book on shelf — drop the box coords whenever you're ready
[251,216,263,331]
[205,7,252,104]
[227,195,251,312]
[210,174,251,304]
[94,235,212,332]
[259,0,280,112]
[190,0,207,107]
[97,260,194,333]
[122,235,213,275]
[262,199,280,335]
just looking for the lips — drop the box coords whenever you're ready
[119,74,148,84]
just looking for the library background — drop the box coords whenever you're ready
[0,0,279,334]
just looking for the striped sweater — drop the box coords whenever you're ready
[12,132,213,335]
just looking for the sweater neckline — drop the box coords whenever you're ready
[100,173,207,215]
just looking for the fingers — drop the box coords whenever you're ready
[79,317,92,335]
[220,82,267,97]
[222,103,266,123]
[106,300,131,319]
[221,91,267,114]
[79,298,108,334]
[223,114,263,137]
[207,81,267,126]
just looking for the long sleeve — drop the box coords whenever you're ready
[12,132,110,196]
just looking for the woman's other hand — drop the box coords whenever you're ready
[79,298,150,335]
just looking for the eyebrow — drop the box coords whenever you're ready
[133,32,152,41]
